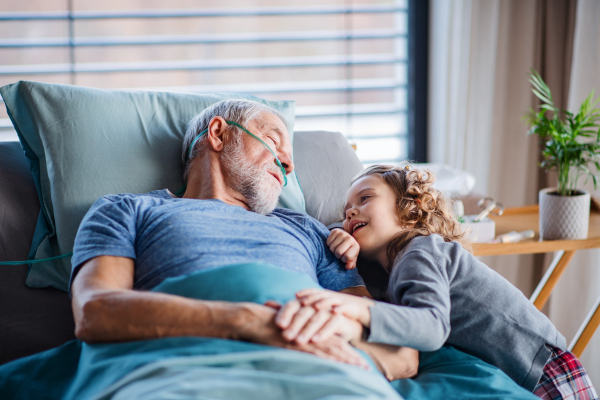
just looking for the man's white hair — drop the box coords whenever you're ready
[181,99,286,184]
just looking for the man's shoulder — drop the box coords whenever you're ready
[270,207,306,218]
[269,208,332,239]
[95,189,171,205]
[88,189,173,217]
[270,208,323,227]
[101,189,171,201]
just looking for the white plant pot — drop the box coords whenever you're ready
[539,188,590,240]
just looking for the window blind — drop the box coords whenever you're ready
[0,1,409,164]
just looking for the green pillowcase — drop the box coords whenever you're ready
[0,81,305,291]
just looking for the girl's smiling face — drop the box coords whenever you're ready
[342,174,406,268]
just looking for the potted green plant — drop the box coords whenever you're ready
[525,70,600,240]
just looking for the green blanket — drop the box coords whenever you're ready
[0,264,537,399]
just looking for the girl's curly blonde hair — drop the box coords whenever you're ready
[352,164,471,271]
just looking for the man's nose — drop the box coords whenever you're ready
[277,152,294,175]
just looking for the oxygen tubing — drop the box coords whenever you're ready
[0,252,73,265]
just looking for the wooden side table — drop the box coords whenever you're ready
[473,204,600,357]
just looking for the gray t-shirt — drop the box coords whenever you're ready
[368,234,566,391]
[70,190,364,292]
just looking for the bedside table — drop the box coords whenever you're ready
[472,204,600,357]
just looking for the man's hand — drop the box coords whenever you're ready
[238,302,369,369]
[327,228,360,270]
[272,299,364,345]
[296,288,375,327]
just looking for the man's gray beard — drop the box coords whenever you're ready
[221,133,282,215]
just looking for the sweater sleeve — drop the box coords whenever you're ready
[367,248,451,351]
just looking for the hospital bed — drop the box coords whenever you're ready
[0,81,538,399]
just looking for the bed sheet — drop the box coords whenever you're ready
[0,264,538,399]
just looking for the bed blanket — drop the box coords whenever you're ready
[0,263,537,399]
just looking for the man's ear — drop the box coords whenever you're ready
[206,116,229,152]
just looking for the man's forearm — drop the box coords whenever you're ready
[353,340,419,381]
[74,288,248,343]
[72,256,256,343]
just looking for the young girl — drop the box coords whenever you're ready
[288,164,597,399]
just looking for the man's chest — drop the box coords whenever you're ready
[133,207,318,271]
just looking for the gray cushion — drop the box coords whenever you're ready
[294,131,363,227]
[0,141,75,365]
[0,141,39,262]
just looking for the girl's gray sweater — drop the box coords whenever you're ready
[367,234,566,391]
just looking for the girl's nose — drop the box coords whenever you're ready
[346,208,358,219]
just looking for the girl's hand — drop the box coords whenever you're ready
[327,228,360,270]
[296,288,375,327]
[270,299,364,346]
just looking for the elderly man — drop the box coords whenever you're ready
[70,99,417,379]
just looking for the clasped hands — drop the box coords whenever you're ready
[260,289,419,381]
[267,289,375,349]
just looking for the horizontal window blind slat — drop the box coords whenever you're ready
[296,103,405,117]
[0,54,405,75]
[130,78,406,95]
[0,5,406,21]
[0,119,14,129]
[0,29,406,48]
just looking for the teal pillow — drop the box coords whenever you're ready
[0,81,305,291]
